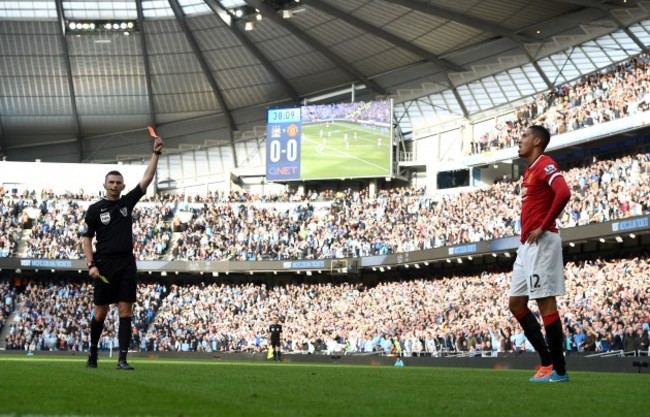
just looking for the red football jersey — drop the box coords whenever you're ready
[520,155,563,242]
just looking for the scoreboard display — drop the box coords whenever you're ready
[266,108,302,181]
[266,100,393,181]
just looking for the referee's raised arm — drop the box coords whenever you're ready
[139,135,165,192]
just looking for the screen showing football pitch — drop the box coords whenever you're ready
[266,100,393,181]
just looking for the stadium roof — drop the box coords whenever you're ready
[0,0,649,163]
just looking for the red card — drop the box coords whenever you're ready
[147,126,158,138]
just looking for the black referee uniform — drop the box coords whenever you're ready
[83,183,145,371]
[83,185,144,305]
[269,322,282,362]
[84,135,163,371]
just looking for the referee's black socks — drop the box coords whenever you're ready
[89,317,104,356]
[515,308,552,366]
[118,317,132,362]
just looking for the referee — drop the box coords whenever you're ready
[83,134,164,370]
[269,317,283,362]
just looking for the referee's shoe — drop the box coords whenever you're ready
[116,360,135,370]
[86,354,98,369]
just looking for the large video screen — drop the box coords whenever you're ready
[266,100,393,181]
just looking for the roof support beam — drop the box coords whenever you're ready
[525,53,555,90]
[383,0,554,89]
[167,0,238,167]
[381,0,553,106]
[551,0,617,8]
[449,87,469,119]
[135,0,157,129]
[54,0,83,162]
[302,0,463,73]
[302,0,472,116]
[551,0,649,53]
[244,0,388,96]
[207,0,300,104]
[613,22,649,54]
[382,0,532,43]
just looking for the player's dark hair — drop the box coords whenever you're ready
[105,170,123,182]
[529,125,551,150]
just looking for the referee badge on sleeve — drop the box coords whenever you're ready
[100,212,111,224]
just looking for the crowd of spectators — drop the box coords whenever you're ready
[2,256,647,356]
[130,205,174,260]
[25,198,87,259]
[302,101,391,124]
[0,187,175,261]
[3,280,93,351]
[3,157,647,354]
[0,150,648,263]
[24,199,174,261]
[2,39,650,361]
[470,53,650,154]
[132,255,649,356]
[2,279,166,352]
[163,151,649,261]
[562,154,649,225]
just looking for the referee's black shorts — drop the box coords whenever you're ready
[271,338,281,348]
[93,253,137,306]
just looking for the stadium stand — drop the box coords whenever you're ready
[21,197,174,261]
[0,55,646,264]
[4,255,644,356]
[3,150,647,262]
[137,256,648,356]
[0,51,648,361]
[469,53,650,154]
[2,280,165,352]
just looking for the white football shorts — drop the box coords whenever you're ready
[510,231,566,300]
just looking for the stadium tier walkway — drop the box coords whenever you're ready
[163,232,183,261]
[0,299,24,349]
[15,229,31,258]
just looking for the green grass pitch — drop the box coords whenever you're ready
[0,355,648,417]
[300,121,392,180]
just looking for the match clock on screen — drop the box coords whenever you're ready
[268,108,300,124]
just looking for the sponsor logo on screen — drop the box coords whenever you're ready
[282,260,326,269]
[448,244,477,255]
[611,217,648,232]
[20,259,73,268]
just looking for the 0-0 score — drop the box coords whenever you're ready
[268,138,298,162]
